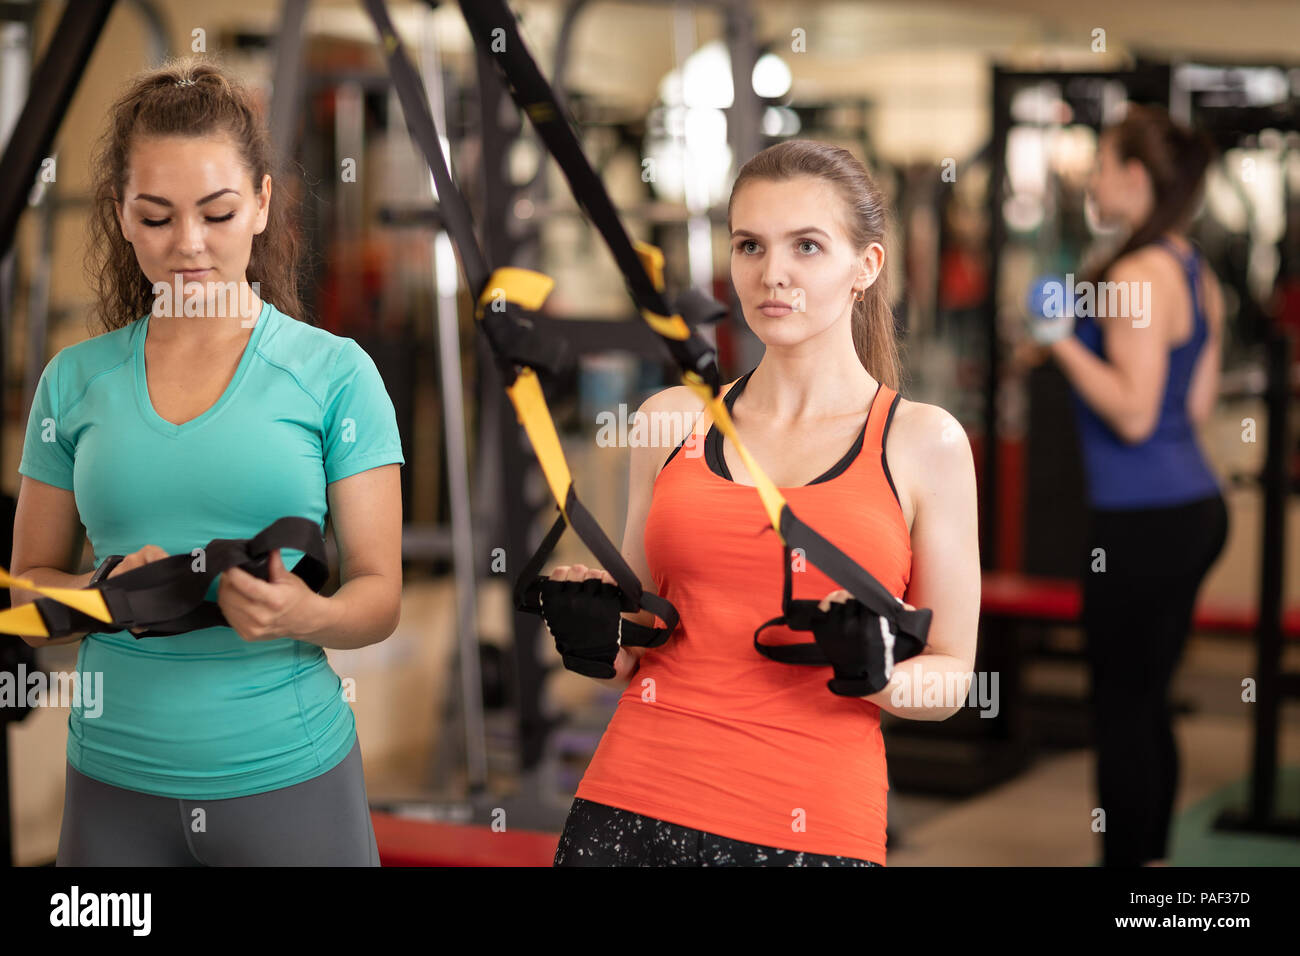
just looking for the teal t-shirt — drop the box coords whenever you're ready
[18,299,405,798]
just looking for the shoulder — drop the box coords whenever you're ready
[890,398,970,466]
[1111,243,1176,277]
[1106,244,1186,308]
[258,307,375,393]
[262,306,352,357]
[1108,242,1224,338]
[44,321,137,401]
[57,319,136,364]
[632,381,731,482]
[886,398,974,523]
[636,383,706,417]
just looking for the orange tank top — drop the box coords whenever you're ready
[574,368,912,864]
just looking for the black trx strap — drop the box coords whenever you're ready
[751,544,928,669]
[0,517,328,641]
[458,0,933,668]
[361,0,678,648]
[458,0,725,382]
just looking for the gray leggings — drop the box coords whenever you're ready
[56,737,380,866]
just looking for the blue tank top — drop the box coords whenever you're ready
[1069,238,1221,510]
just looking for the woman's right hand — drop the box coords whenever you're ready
[104,545,171,636]
[106,545,171,580]
[546,564,653,665]
[547,563,614,587]
[20,545,172,647]
[542,563,646,681]
[94,546,171,634]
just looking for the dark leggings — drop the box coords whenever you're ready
[1082,493,1228,866]
[554,798,881,867]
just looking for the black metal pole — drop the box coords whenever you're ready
[472,43,554,775]
[1215,328,1299,837]
[981,67,1009,570]
[1249,329,1290,823]
[267,0,309,175]
[0,0,116,260]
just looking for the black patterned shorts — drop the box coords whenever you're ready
[554,797,881,867]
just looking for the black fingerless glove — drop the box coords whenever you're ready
[537,577,623,679]
[810,599,925,697]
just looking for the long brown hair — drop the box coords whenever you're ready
[86,54,304,335]
[1088,104,1216,283]
[726,139,902,392]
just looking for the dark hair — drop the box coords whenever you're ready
[726,139,902,392]
[86,54,304,334]
[1089,104,1216,282]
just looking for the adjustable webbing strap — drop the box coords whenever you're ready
[752,544,930,668]
[458,0,723,382]
[362,0,678,648]
[459,0,931,658]
[0,517,328,640]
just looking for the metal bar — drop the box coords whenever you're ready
[0,0,115,259]
[473,41,554,776]
[267,0,309,173]
[982,67,1009,570]
[422,3,489,797]
[1247,329,1291,823]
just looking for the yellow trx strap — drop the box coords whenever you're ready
[633,243,789,537]
[0,567,114,638]
[474,267,573,519]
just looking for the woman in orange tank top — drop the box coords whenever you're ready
[546,140,981,866]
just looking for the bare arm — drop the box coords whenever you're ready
[866,404,981,720]
[10,476,93,647]
[295,463,403,649]
[1186,265,1224,426]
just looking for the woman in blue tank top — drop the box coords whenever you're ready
[1034,105,1229,866]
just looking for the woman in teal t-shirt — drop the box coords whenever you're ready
[12,57,405,865]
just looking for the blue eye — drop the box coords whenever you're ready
[140,211,237,228]
[736,239,759,254]
[798,239,821,254]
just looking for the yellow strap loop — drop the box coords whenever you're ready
[639,307,691,341]
[504,369,573,520]
[475,267,555,318]
[634,240,664,290]
[469,267,575,519]
[680,375,788,539]
[633,241,692,340]
[0,604,51,638]
[0,567,114,629]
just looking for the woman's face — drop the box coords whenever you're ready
[115,133,270,315]
[729,176,882,353]
[1087,132,1151,229]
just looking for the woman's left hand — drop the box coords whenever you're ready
[218,549,321,642]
